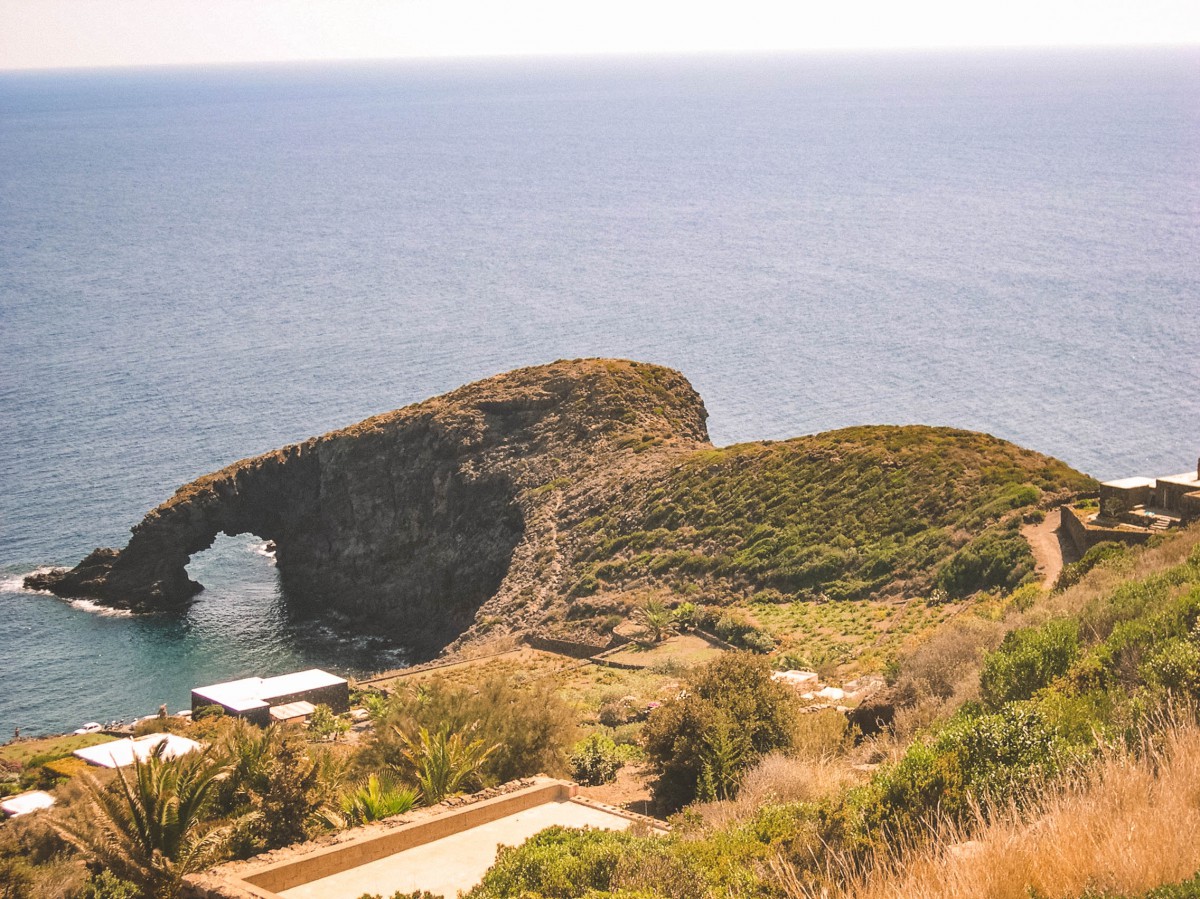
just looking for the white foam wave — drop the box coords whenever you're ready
[251,541,277,564]
[67,598,135,618]
[1,567,55,594]
[1,568,136,616]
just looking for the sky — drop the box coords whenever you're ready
[1,0,1199,71]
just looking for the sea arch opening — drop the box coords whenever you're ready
[183,531,282,608]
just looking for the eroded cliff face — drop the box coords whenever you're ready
[28,360,710,657]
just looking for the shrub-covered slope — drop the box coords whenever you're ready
[559,426,1093,617]
[470,526,1200,899]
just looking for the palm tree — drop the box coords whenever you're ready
[341,773,420,824]
[54,745,236,899]
[639,599,674,644]
[394,724,498,804]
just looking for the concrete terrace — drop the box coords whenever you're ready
[282,796,643,899]
[183,778,665,899]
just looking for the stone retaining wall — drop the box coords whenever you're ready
[1061,504,1153,554]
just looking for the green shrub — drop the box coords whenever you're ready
[193,703,225,721]
[308,704,350,741]
[373,676,575,784]
[696,608,775,653]
[471,826,640,898]
[80,871,141,899]
[1055,540,1127,591]
[980,619,1080,707]
[1143,637,1200,695]
[341,773,419,824]
[936,522,1035,598]
[570,734,625,786]
[642,653,798,809]
[842,703,1082,849]
[0,857,34,899]
[469,803,814,899]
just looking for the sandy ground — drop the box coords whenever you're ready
[577,763,656,817]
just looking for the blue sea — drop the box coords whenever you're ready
[1,48,1197,736]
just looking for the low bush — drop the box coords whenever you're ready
[840,702,1084,851]
[695,607,775,654]
[1056,540,1128,591]
[80,871,141,899]
[891,616,1002,704]
[570,733,626,786]
[192,703,225,721]
[341,773,419,824]
[935,521,1035,598]
[470,801,820,899]
[372,676,575,785]
[980,618,1079,707]
[643,653,799,809]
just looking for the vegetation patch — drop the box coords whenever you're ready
[564,426,1091,615]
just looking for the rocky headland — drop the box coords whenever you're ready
[28,359,1095,659]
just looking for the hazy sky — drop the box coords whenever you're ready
[2,0,1198,70]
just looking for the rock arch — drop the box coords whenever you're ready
[28,360,710,658]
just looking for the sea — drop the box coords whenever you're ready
[1,48,1197,737]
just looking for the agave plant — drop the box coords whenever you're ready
[341,773,420,824]
[54,744,237,899]
[394,723,499,804]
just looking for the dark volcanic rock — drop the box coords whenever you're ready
[30,360,709,657]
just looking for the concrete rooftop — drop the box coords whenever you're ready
[279,798,639,899]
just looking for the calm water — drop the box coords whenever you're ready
[1,49,1197,735]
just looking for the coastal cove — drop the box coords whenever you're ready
[1,48,1198,737]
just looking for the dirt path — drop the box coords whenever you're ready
[1022,507,1074,589]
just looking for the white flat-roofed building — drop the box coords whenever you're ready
[1,790,56,817]
[73,733,202,769]
[1099,460,1200,524]
[192,669,349,726]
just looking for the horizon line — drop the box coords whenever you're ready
[3,38,1198,76]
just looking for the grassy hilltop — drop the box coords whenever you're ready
[564,425,1091,604]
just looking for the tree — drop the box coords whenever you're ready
[642,653,799,809]
[53,745,236,899]
[251,735,329,849]
[395,724,498,804]
[638,599,674,644]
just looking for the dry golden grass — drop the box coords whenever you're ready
[780,716,1200,899]
[696,750,864,829]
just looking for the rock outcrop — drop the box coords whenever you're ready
[30,358,1094,660]
[29,360,709,656]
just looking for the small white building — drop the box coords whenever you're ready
[771,670,820,689]
[73,732,202,769]
[191,669,349,727]
[1,790,56,817]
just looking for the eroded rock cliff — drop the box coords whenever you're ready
[29,360,709,656]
